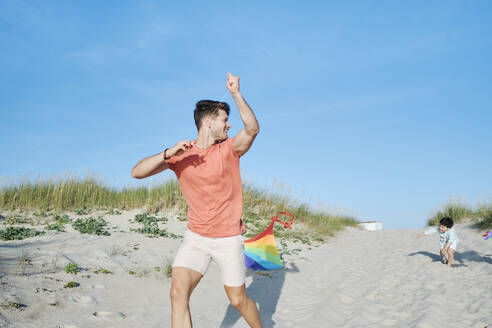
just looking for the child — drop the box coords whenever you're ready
[417,217,459,266]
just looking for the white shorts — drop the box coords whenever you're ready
[172,230,246,287]
[440,240,458,250]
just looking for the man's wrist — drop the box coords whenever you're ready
[163,148,170,160]
[230,91,243,99]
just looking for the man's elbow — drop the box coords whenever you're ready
[131,167,144,179]
[247,124,260,137]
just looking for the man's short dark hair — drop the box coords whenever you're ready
[439,217,454,228]
[194,100,230,131]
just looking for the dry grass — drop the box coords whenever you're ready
[428,198,492,229]
[1,173,358,237]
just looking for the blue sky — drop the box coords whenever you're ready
[1,1,491,229]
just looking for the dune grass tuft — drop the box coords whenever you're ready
[427,200,474,226]
[473,203,492,229]
[428,199,492,229]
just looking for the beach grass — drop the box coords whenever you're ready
[473,203,492,229]
[0,174,358,237]
[428,199,492,229]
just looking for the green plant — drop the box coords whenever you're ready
[33,211,48,217]
[134,213,168,224]
[164,264,172,278]
[8,302,22,309]
[64,281,79,288]
[64,263,79,274]
[72,217,110,236]
[45,222,65,232]
[54,214,70,223]
[0,227,45,240]
[5,215,32,225]
[130,213,181,239]
[74,206,91,215]
[94,268,113,274]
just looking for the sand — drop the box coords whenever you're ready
[0,210,490,328]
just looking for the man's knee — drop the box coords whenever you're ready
[170,284,190,304]
[228,290,248,309]
[170,267,202,305]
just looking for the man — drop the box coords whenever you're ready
[131,72,261,328]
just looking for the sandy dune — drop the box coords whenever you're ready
[0,210,490,327]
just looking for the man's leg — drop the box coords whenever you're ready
[224,284,262,328]
[170,267,203,328]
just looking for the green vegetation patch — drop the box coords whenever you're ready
[54,214,70,223]
[45,214,71,232]
[134,213,168,224]
[72,216,110,236]
[130,213,181,239]
[5,215,33,225]
[94,268,113,274]
[0,226,45,240]
[74,206,91,215]
[45,222,65,232]
[64,281,79,288]
[64,263,79,274]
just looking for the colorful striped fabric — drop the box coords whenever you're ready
[244,212,294,271]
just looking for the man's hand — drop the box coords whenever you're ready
[226,72,240,96]
[167,140,193,159]
[416,233,425,238]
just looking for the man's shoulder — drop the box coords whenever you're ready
[167,147,201,168]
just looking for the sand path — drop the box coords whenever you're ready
[0,214,490,327]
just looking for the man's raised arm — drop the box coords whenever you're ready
[227,72,260,157]
[131,140,192,179]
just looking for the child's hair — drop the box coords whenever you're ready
[439,217,454,228]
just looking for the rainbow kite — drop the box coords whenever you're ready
[244,212,294,271]
[484,231,492,240]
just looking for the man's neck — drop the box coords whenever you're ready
[195,131,217,149]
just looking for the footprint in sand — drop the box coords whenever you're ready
[338,294,355,305]
[92,311,126,319]
[91,284,105,289]
[381,318,399,326]
[362,313,382,324]
[69,295,95,304]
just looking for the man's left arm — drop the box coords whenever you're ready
[227,72,260,157]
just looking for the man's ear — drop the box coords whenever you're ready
[205,116,212,129]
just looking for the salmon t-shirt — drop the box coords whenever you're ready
[165,137,244,237]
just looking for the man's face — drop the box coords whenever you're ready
[210,109,231,141]
[438,224,449,233]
